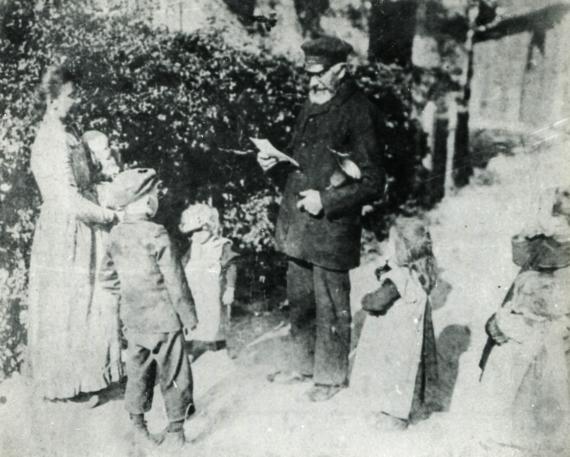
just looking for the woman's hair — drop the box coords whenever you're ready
[392,217,438,293]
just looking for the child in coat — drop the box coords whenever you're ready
[100,168,198,450]
[351,217,438,430]
[179,203,238,351]
[68,131,123,408]
[480,185,570,453]
[82,130,120,195]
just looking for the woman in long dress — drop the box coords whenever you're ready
[27,65,121,401]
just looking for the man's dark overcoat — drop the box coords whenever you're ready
[275,77,384,271]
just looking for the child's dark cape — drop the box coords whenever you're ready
[478,234,570,374]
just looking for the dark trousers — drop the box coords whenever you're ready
[125,330,193,422]
[284,259,351,386]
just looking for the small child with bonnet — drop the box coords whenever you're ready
[73,130,123,407]
[351,217,439,430]
[179,203,238,353]
[480,185,570,453]
[82,130,121,208]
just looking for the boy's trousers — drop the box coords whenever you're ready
[125,330,193,422]
[283,259,351,386]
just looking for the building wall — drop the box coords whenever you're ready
[469,31,529,129]
[469,7,570,130]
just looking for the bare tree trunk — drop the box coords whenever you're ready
[368,0,418,65]
[453,3,479,188]
[411,1,476,199]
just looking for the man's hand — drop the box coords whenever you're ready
[297,190,323,216]
[361,205,374,216]
[222,287,235,306]
[256,151,278,172]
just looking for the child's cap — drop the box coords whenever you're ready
[180,203,219,234]
[105,168,158,209]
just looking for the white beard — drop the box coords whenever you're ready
[309,89,334,105]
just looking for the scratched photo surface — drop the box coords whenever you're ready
[1,1,569,456]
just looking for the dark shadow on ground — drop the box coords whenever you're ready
[77,380,125,408]
[185,341,228,363]
[432,324,471,412]
[350,309,367,355]
[101,381,126,403]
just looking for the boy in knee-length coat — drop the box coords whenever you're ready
[100,168,198,450]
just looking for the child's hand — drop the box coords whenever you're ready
[361,279,399,315]
[114,210,124,223]
[362,292,393,316]
[485,313,509,345]
[222,287,235,306]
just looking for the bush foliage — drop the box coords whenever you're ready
[0,0,425,378]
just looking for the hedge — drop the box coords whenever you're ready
[0,0,426,378]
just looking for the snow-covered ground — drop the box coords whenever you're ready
[1,136,569,457]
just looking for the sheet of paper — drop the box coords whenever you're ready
[250,137,300,168]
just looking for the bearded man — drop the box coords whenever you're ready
[257,36,385,402]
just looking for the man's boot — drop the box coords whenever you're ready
[160,420,186,451]
[266,370,312,384]
[370,412,409,431]
[303,384,344,402]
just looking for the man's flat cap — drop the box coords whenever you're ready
[106,168,159,209]
[301,36,353,74]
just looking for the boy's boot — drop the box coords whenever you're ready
[129,414,161,446]
[160,420,186,451]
